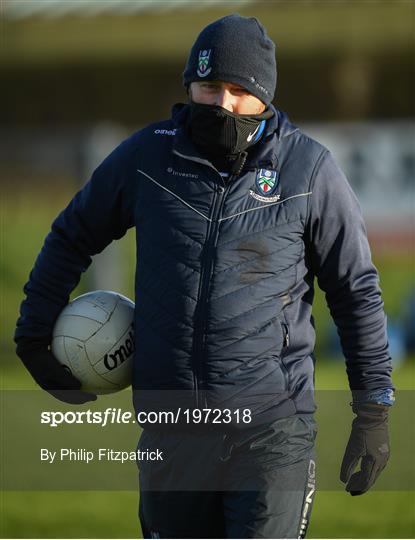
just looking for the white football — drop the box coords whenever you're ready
[51,290,135,394]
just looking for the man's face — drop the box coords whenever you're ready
[189,81,266,115]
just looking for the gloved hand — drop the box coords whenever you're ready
[340,402,390,496]
[16,337,97,404]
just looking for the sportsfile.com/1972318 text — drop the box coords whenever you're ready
[40,407,253,428]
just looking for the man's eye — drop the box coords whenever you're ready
[231,87,248,95]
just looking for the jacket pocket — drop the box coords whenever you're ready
[281,321,290,350]
[279,318,291,389]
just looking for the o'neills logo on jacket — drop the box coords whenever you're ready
[250,169,280,202]
[154,128,177,136]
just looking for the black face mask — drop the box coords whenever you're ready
[187,102,273,156]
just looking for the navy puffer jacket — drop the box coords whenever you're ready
[15,104,392,425]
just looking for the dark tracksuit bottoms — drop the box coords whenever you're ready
[138,414,317,539]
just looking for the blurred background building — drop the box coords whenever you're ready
[1,0,414,361]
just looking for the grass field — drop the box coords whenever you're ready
[1,184,414,538]
[2,490,413,539]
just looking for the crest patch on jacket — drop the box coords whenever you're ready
[250,169,280,202]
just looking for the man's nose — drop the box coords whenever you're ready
[215,89,235,112]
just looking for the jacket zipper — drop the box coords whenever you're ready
[172,148,246,408]
[193,153,248,407]
[171,150,225,408]
[193,181,232,407]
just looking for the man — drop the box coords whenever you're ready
[15,14,394,539]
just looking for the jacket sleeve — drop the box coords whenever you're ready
[15,137,138,343]
[305,150,393,394]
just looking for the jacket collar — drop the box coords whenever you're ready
[171,102,299,172]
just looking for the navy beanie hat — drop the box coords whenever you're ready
[183,14,277,106]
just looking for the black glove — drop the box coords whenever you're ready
[340,402,390,496]
[16,337,97,405]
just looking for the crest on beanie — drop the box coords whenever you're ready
[197,49,212,77]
